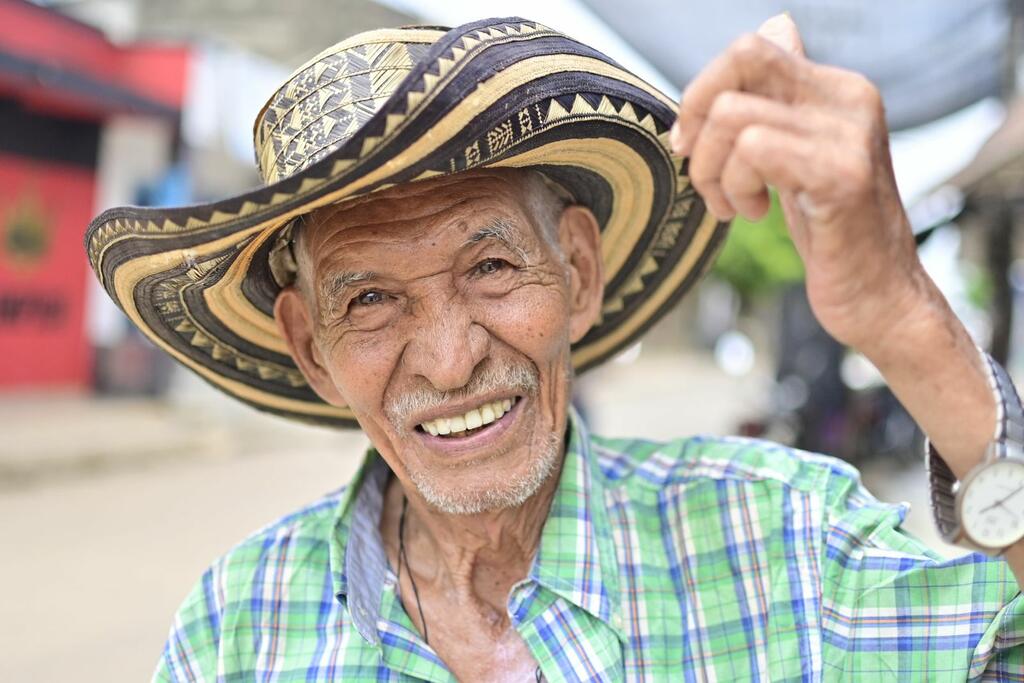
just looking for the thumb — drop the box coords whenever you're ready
[757,13,805,57]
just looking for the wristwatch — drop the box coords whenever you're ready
[927,351,1024,556]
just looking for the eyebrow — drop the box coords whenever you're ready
[463,218,528,263]
[318,270,375,315]
[314,218,526,313]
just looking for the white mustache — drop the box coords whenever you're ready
[384,361,539,428]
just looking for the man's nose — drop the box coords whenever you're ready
[402,295,489,391]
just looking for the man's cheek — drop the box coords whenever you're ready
[329,342,397,412]
[481,288,572,356]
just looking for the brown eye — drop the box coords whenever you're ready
[355,290,386,306]
[477,258,508,275]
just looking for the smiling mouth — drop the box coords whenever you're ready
[416,397,520,438]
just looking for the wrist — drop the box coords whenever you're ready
[855,268,945,371]
[859,278,997,478]
[927,353,1024,561]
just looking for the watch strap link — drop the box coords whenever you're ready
[926,350,1024,547]
[926,442,959,540]
[991,353,1024,455]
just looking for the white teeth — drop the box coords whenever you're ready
[493,400,507,419]
[419,397,518,436]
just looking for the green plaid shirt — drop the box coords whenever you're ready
[157,414,1023,681]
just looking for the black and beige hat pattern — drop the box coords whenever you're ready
[85,17,728,428]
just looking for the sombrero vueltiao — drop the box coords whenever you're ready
[85,16,728,428]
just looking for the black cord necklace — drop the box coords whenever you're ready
[397,496,543,682]
[398,495,429,645]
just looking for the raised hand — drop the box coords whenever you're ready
[670,14,927,357]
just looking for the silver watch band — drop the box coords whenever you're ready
[926,349,1024,547]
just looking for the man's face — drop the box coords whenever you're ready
[275,170,603,514]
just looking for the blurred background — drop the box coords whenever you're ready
[2,0,1024,679]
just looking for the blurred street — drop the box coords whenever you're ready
[0,350,957,682]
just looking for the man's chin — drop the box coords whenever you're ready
[407,435,562,516]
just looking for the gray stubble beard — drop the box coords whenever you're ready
[408,430,563,515]
[384,360,565,515]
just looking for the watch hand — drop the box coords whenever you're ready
[980,499,1006,514]
[980,497,1015,514]
[1004,485,1024,502]
[985,486,1024,513]
[977,498,1021,525]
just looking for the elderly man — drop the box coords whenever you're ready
[87,15,1023,681]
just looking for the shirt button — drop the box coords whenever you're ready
[611,614,624,629]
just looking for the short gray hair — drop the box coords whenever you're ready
[521,169,573,249]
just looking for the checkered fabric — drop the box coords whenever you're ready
[156,415,1024,681]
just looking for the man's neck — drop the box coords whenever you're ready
[380,459,563,622]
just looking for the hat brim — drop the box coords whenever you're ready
[85,17,727,428]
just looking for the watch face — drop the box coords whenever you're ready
[961,458,1024,548]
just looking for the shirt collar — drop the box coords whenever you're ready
[329,408,625,646]
[529,409,625,639]
[329,452,390,646]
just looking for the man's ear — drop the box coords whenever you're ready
[558,205,604,343]
[274,287,347,407]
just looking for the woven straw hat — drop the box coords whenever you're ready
[85,17,727,428]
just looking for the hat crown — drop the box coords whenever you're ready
[253,28,444,184]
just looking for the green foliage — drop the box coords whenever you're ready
[712,191,804,300]
[963,263,993,310]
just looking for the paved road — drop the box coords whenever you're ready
[1,434,364,680]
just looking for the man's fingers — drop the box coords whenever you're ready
[672,33,804,156]
[719,148,770,220]
[671,18,883,159]
[756,14,805,57]
[731,125,817,195]
[808,64,886,126]
[688,92,806,220]
[723,123,873,223]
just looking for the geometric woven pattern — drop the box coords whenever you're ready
[84,17,729,428]
[255,37,434,184]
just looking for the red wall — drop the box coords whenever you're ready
[0,1,188,115]
[0,153,94,388]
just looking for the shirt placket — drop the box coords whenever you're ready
[376,574,457,682]
[509,581,624,683]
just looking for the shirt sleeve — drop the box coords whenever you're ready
[819,468,1024,680]
[152,567,222,683]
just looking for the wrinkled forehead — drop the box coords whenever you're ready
[292,169,549,280]
[319,171,527,227]
[305,169,550,249]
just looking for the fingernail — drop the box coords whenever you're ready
[669,120,685,156]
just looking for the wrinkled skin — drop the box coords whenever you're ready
[275,169,604,680]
